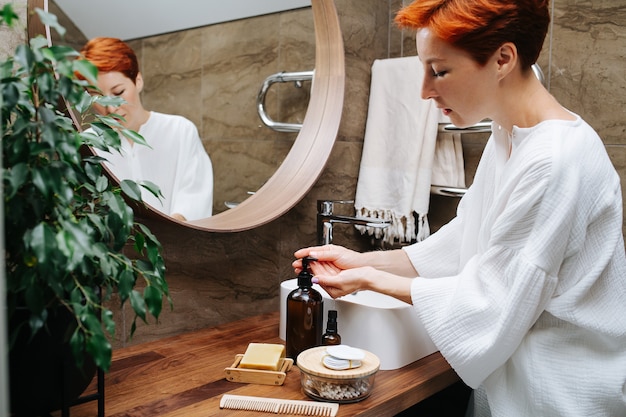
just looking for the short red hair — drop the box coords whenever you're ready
[395,0,550,70]
[80,37,139,83]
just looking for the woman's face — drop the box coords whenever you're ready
[416,28,497,128]
[92,71,145,131]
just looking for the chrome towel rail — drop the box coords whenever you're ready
[430,185,467,197]
[257,70,314,132]
[432,120,492,197]
[439,120,492,133]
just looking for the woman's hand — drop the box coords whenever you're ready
[171,213,187,221]
[292,244,416,304]
[313,266,377,299]
[292,244,364,275]
[314,265,414,304]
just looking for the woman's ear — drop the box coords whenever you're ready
[135,72,144,93]
[495,42,518,81]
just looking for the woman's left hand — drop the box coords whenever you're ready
[313,266,378,299]
[314,266,414,304]
[171,213,187,221]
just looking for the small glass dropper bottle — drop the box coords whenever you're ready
[322,310,341,346]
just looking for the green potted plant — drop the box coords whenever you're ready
[2,5,171,414]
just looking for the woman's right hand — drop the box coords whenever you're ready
[292,244,364,276]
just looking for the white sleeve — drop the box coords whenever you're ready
[409,148,562,388]
[402,215,464,277]
[169,122,214,220]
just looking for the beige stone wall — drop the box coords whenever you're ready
[0,0,27,60]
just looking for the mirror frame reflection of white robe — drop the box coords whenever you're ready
[95,111,214,220]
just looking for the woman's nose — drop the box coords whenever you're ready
[421,76,437,100]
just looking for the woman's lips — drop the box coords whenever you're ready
[441,108,452,116]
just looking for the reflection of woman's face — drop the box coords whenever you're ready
[93,71,147,132]
[416,28,497,128]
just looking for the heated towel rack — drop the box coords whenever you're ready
[431,120,492,197]
[439,120,491,133]
[257,70,314,132]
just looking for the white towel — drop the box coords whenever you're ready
[354,56,440,244]
[431,131,466,188]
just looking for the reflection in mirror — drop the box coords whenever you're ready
[80,37,216,222]
[50,0,315,216]
[33,0,345,231]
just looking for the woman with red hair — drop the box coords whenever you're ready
[294,1,626,415]
[81,37,214,221]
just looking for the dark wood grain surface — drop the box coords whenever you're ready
[57,311,459,416]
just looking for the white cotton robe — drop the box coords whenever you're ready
[403,116,626,416]
[95,112,214,221]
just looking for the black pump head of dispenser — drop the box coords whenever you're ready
[297,256,318,287]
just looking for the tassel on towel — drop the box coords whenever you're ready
[355,208,431,244]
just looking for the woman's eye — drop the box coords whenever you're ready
[112,90,124,96]
[432,70,447,78]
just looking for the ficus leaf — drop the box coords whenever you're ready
[102,309,115,336]
[35,8,66,38]
[0,3,19,26]
[144,285,163,318]
[85,331,112,372]
[118,269,135,302]
[4,162,28,197]
[129,290,147,322]
[14,44,34,69]
[120,179,142,201]
[140,180,162,199]
[25,223,56,265]
[73,59,98,84]
[95,175,108,193]
[121,128,149,147]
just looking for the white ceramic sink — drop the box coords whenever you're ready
[279,278,437,370]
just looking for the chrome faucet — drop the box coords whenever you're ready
[317,200,391,245]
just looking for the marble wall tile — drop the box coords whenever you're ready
[209,138,292,214]
[335,0,390,142]
[140,31,204,131]
[549,0,626,145]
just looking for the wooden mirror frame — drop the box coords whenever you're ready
[27,0,345,232]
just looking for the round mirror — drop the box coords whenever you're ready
[28,0,344,232]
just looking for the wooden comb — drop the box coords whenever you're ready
[219,394,339,416]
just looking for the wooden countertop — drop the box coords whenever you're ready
[64,311,459,417]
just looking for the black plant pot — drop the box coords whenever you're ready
[9,307,97,416]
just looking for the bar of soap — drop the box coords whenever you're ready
[239,343,286,371]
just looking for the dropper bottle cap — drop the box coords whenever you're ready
[327,310,338,332]
[297,256,317,287]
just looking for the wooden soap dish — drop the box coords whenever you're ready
[224,354,294,386]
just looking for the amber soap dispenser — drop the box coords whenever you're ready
[286,256,324,362]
